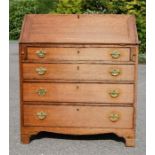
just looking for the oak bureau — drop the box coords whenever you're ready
[19,14,139,146]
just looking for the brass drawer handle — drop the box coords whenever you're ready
[36,67,47,75]
[109,113,120,122]
[37,111,47,120]
[111,51,120,59]
[109,90,120,98]
[110,69,121,76]
[36,50,46,58]
[37,88,47,96]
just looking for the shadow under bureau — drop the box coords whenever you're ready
[19,14,139,146]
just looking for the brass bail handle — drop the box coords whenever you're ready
[37,111,47,120]
[36,50,46,58]
[110,69,121,76]
[36,67,47,75]
[111,51,121,59]
[109,90,120,98]
[109,113,120,122]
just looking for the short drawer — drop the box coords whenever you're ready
[27,47,130,61]
[23,83,134,104]
[22,64,134,81]
[23,105,133,128]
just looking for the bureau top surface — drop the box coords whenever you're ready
[19,14,138,44]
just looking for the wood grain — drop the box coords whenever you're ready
[23,64,134,81]
[19,14,139,146]
[23,105,133,128]
[23,83,134,103]
[27,47,130,61]
[19,14,139,44]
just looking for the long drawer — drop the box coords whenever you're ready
[27,47,130,61]
[23,83,134,103]
[23,105,133,128]
[23,64,134,81]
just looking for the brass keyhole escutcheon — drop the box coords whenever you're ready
[111,51,121,59]
[77,50,80,54]
[76,85,79,90]
[36,50,46,58]
[77,66,80,70]
[109,90,120,98]
[109,113,120,122]
[37,111,47,120]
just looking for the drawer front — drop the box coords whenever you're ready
[23,64,134,81]
[23,83,134,103]
[27,47,130,61]
[23,105,133,128]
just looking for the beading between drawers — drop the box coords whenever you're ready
[19,14,139,146]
